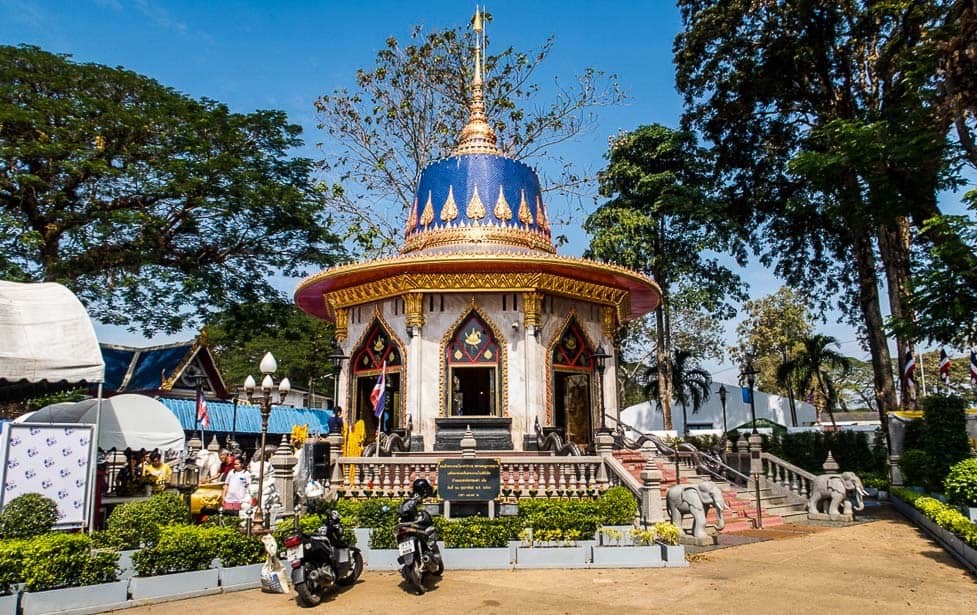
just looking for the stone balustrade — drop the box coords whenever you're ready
[760,452,815,501]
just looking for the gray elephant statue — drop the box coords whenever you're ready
[665,481,727,541]
[807,471,867,517]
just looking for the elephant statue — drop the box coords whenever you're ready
[807,471,867,517]
[665,481,727,540]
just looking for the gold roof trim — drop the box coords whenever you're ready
[420,191,435,226]
[517,189,533,225]
[467,185,486,219]
[494,185,512,220]
[402,223,556,253]
[440,186,458,222]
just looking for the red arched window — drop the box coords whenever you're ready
[445,311,500,416]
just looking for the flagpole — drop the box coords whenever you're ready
[918,351,926,397]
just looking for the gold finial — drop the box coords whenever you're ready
[453,7,502,156]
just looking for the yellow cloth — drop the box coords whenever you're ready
[142,462,172,493]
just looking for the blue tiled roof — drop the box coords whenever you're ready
[159,397,334,435]
[102,347,135,390]
[129,346,192,390]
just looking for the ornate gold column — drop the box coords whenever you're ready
[404,292,425,336]
[334,306,349,341]
[522,291,543,334]
[403,292,426,450]
[600,305,618,339]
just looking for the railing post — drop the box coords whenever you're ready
[640,457,665,522]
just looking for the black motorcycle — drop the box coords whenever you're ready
[394,489,443,595]
[284,508,363,607]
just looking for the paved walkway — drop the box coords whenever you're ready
[126,507,977,614]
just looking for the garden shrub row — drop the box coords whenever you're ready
[131,525,263,576]
[0,533,117,594]
[893,487,977,550]
[96,492,189,550]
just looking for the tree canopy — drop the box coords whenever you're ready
[0,45,344,335]
[315,16,626,255]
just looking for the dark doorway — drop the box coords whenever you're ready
[554,371,592,447]
[449,366,496,416]
[355,371,400,443]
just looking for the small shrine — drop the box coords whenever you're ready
[295,13,660,452]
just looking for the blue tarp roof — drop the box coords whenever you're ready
[159,398,334,435]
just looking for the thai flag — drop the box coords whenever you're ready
[939,349,951,385]
[970,348,977,386]
[371,361,387,419]
[903,350,916,395]
[196,387,210,428]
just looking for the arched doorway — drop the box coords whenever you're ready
[551,318,595,448]
[351,319,403,442]
[444,311,501,417]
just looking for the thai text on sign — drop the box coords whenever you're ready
[437,458,501,502]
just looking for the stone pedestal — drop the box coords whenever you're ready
[270,435,297,515]
[640,459,665,522]
[434,417,512,451]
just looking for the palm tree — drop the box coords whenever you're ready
[776,334,851,428]
[643,349,712,436]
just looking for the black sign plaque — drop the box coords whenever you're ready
[437,458,501,502]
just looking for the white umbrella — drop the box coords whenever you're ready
[19,394,185,453]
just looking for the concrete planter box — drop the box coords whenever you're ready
[657,542,688,568]
[129,568,220,603]
[442,547,512,569]
[353,527,372,549]
[591,545,664,568]
[362,549,400,571]
[117,549,139,580]
[595,525,636,546]
[219,563,264,591]
[0,592,19,615]
[515,545,588,568]
[961,507,977,524]
[892,495,977,575]
[21,580,129,615]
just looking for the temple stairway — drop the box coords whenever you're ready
[612,450,810,534]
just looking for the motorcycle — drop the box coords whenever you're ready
[283,508,363,607]
[394,492,443,594]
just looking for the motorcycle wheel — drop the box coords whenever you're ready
[294,564,323,608]
[430,544,444,576]
[336,551,363,586]
[405,559,424,595]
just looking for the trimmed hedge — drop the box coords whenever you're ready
[102,492,188,549]
[0,533,118,594]
[0,494,59,539]
[131,525,263,576]
[893,487,977,550]
[944,458,977,507]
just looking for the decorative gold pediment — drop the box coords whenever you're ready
[420,191,435,226]
[517,188,534,225]
[467,185,486,219]
[401,224,555,253]
[494,185,512,221]
[441,186,458,222]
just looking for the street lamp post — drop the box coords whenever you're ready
[592,345,611,434]
[229,389,239,453]
[718,384,728,438]
[243,352,290,529]
[740,362,762,529]
[326,341,348,433]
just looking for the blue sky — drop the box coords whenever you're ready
[3,0,959,381]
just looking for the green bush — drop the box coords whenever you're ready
[131,525,220,576]
[0,494,59,539]
[435,516,520,548]
[104,492,188,549]
[0,533,117,593]
[944,458,977,507]
[653,522,680,546]
[898,449,934,489]
[598,487,638,525]
[920,395,972,488]
[893,489,977,550]
[764,430,888,477]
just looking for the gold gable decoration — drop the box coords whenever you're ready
[420,191,435,226]
[467,185,486,219]
[536,195,549,232]
[441,185,459,222]
[518,189,534,225]
[494,185,512,221]
[405,196,419,231]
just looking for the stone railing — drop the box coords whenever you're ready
[332,455,610,500]
[760,452,815,503]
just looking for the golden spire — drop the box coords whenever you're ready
[452,7,502,156]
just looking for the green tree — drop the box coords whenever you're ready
[643,349,712,436]
[205,301,339,396]
[0,45,345,335]
[586,124,745,430]
[777,334,852,428]
[675,0,977,426]
[730,287,815,424]
[315,15,626,255]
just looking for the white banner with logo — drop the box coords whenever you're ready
[0,423,94,528]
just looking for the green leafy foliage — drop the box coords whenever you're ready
[434,516,520,548]
[763,430,888,477]
[130,525,260,576]
[0,533,117,593]
[0,45,344,335]
[0,493,59,538]
[944,458,977,507]
[597,487,638,525]
[893,488,977,549]
[920,395,972,485]
[103,493,188,549]
[899,449,935,490]
[652,522,680,546]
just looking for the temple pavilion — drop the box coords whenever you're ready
[294,13,660,452]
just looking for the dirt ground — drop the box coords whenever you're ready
[125,508,977,615]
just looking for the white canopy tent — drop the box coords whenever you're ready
[0,281,104,386]
[16,394,185,453]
